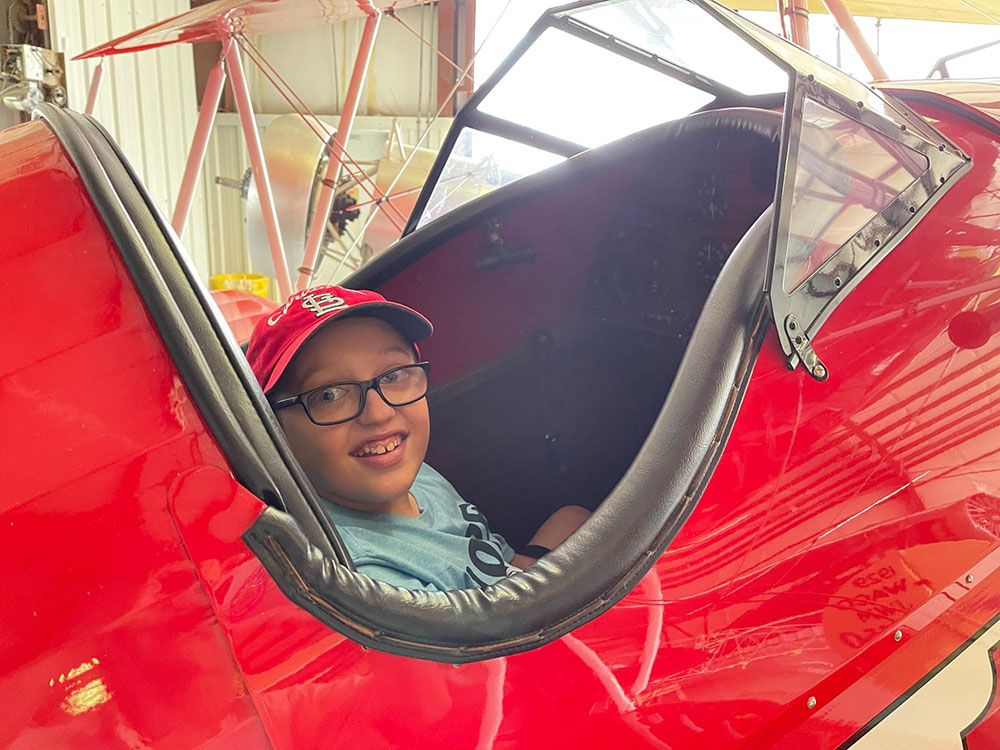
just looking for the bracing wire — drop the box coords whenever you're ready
[231,0,516,281]
[327,0,517,280]
[387,7,476,87]
[236,34,404,222]
[236,33,408,229]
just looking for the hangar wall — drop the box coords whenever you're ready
[254,5,442,119]
[44,2,448,285]
[49,0,208,273]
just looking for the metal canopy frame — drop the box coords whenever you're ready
[928,37,1000,79]
[768,76,970,378]
[403,0,777,235]
[407,0,972,378]
[698,0,970,377]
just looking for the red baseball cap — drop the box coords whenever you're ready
[246,285,433,393]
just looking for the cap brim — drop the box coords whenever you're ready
[262,301,433,393]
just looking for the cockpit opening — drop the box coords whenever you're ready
[353,107,781,546]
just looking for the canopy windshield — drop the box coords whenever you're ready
[408,0,791,231]
[559,0,788,96]
[407,0,967,378]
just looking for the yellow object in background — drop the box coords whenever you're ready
[209,273,269,298]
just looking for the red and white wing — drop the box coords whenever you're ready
[76,0,428,59]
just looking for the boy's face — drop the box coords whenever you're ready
[272,316,430,514]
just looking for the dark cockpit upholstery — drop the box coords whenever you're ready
[244,109,782,661]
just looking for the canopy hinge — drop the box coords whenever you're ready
[785,315,829,381]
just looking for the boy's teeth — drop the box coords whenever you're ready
[354,436,401,456]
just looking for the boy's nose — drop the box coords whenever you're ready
[356,386,395,424]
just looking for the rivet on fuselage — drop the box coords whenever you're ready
[893,630,902,642]
[966,574,975,585]
[807,696,817,709]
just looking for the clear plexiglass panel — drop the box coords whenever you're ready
[564,0,788,96]
[479,27,715,149]
[416,129,565,228]
[782,98,929,293]
[717,1,942,144]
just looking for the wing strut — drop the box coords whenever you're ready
[298,11,384,292]
[172,44,228,238]
[225,39,294,299]
[817,0,888,79]
[776,0,888,80]
[79,0,515,298]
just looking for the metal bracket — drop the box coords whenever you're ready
[785,315,829,381]
[476,218,535,271]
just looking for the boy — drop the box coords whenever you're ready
[246,285,588,591]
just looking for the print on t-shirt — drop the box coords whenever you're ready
[459,502,511,588]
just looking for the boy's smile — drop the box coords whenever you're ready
[272,316,430,516]
[351,432,406,458]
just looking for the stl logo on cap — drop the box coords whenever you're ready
[267,290,347,327]
[247,283,432,394]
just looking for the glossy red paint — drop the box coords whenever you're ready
[209,288,278,346]
[0,121,269,748]
[187,92,1000,747]
[4,87,1000,747]
[879,80,1000,128]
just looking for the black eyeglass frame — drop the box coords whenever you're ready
[270,362,431,426]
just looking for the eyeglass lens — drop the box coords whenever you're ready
[303,365,428,424]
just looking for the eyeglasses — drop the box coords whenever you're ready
[270,362,430,426]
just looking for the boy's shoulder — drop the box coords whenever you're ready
[412,462,457,495]
[413,463,477,519]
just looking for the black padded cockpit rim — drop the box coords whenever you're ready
[245,298,769,662]
[241,110,781,663]
[35,101,778,663]
[349,107,783,290]
[32,104,351,566]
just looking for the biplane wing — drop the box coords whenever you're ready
[726,0,999,24]
[75,0,429,59]
[74,0,437,299]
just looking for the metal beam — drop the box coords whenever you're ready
[83,59,104,116]
[297,10,382,290]
[225,40,293,300]
[171,42,228,235]
[819,0,889,79]
[785,0,811,49]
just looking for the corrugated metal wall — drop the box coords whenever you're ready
[49,0,210,274]
[255,6,440,118]
[47,2,452,285]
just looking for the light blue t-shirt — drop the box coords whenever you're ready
[323,463,516,592]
